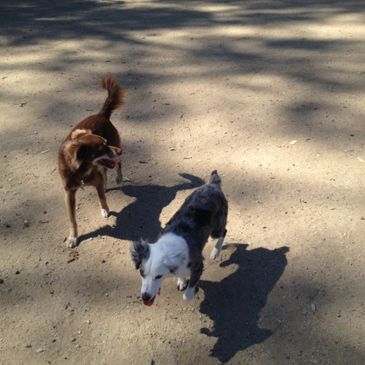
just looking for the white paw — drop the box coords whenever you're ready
[101,209,109,218]
[183,286,196,301]
[177,278,188,291]
[210,247,221,260]
[66,236,78,248]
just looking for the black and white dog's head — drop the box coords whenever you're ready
[130,233,189,306]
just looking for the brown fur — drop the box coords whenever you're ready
[58,75,125,248]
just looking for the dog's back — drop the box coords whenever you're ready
[163,171,228,251]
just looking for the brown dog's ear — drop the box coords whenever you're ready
[65,129,94,170]
[71,128,92,141]
[130,240,150,269]
[72,129,107,146]
[64,141,80,169]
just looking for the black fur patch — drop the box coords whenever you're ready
[130,240,150,269]
[193,208,212,226]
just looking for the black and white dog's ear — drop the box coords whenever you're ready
[163,252,185,273]
[130,240,150,270]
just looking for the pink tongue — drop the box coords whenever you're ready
[144,300,154,306]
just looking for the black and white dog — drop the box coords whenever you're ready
[130,170,228,306]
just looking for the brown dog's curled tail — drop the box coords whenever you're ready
[99,74,125,118]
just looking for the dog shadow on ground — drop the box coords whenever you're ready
[77,173,204,244]
[199,243,289,363]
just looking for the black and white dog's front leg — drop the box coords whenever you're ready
[183,260,203,300]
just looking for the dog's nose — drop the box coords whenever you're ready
[142,292,151,302]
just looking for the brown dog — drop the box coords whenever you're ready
[58,75,125,248]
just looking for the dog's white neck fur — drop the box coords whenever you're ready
[153,232,187,255]
[150,233,190,275]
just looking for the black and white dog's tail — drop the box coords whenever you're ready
[209,170,221,188]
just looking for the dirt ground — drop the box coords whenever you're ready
[1,0,365,364]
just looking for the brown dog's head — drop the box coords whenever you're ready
[66,129,122,170]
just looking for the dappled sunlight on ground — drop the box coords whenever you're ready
[1,0,365,364]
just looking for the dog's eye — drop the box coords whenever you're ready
[155,275,162,280]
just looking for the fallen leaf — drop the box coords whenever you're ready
[357,157,365,163]
[289,140,298,145]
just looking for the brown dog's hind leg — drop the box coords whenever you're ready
[116,161,123,184]
[95,176,110,218]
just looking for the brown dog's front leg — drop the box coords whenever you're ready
[65,189,78,248]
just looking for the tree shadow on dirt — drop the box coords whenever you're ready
[77,173,204,244]
[200,244,289,363]
[1,0,363,47]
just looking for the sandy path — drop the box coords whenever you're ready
[1,1,365,364]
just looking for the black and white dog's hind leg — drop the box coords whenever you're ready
[210,229,227,260]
